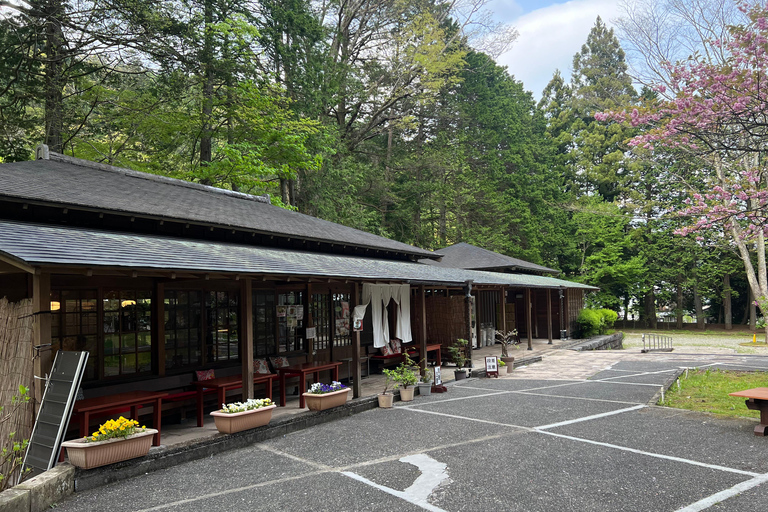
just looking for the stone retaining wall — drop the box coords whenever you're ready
[566,332,624,352]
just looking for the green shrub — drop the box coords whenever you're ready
[576,309,602,337]
[597,309,618,333]
[576,308,619,337]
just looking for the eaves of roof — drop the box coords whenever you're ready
[0,220,598,291]
[0,155,438,260]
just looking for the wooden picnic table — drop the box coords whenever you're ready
[729,387,768,436]
[407,343,443,367]
[193,373,276,427]
[277,362,342,408]
[73,390,167,446]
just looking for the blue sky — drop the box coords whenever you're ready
[487,0,624,99]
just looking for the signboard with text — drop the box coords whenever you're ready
[485,356,498,378]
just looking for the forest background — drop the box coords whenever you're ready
[0,0,762,330]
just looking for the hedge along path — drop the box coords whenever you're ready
[0,297,35,485]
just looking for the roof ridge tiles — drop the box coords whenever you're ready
[47,152,271,205]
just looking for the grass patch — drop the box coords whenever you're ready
[738,342,768,348]
[659,369,768,419]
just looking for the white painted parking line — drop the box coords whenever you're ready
[343,453,449,512]
[592,369,679,382]
[675,472,768,511]
[535,405,646,430]
[538,430,760,477]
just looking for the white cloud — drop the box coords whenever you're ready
[495,0,623,99]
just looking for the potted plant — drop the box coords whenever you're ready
[61,416,158,469]
[417,367,433,396]
[302,381,350,411]
[496,329,519,368]
[210,398,276,434]
[378,371,394,408]
[497,357,508,376]
[447,338,469,380]
[383,358,419,401]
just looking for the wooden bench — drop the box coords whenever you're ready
[367,345,405,373]
[729,387,768,436]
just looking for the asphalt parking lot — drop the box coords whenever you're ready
[52,357,768,511]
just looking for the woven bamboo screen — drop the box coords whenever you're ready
[0,298,34,486]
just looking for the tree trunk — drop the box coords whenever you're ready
[694,282,704,330]
[644,290,657,329]
[724,273,732,330]
[43,0,65,153]
[676,276,683,329]
[200,0,215,166]
[750,288,757,331]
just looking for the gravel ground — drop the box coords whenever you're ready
[621,328,768,355]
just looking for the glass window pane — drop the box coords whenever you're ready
[103,291,119,312]
[122,333,136,351]
[138,332,151,348]
[122,354,136,374]
[104,356,120,377]
[104,312,119,333]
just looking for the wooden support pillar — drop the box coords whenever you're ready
[526,288,533,350]
[419,285,427,376]
[155,281,166,377]
[305,283,313,364]
[352,282,362,399]
[240,278,254,399]
[465,281,473,366]
[501,288,507,333]
[547,289,553,344]
[32,271,51,406]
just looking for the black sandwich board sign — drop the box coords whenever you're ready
[21,351,88,479]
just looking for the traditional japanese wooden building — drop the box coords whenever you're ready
[422,243,588,347]
[0,148,594,407]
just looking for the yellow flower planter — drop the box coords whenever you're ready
[62,429,158,470]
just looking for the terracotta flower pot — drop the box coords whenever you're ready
[210,405,276,434]
[501,357,515,368]
[378,393,394,408]
[62,428,158,470]
[399,387,415,402]
[302,388,350,411]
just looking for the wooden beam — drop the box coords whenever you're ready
[0,253,34,274]
[547,289,553,345]
[240,278,254,399]
[31,272,51,405]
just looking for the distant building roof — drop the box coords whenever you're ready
[0,153,437,260]
[0,220,596,290]
[421,242,559,274]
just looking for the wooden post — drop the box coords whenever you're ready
[155,281,166,377]
[419,285,427,376]
[526,288,533,350]
[32,271,51,406]
[240,278,254,399]
[547,289,553,344]
[465,281,473,366]
[500,288,507,333]
[352,282,362,399]
[305,283,313,363]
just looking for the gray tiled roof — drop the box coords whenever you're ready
[423,242,558,274]
[0,155,436,259]
[0,220,596,290]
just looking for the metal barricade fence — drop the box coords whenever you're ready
[641,333,673,353]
